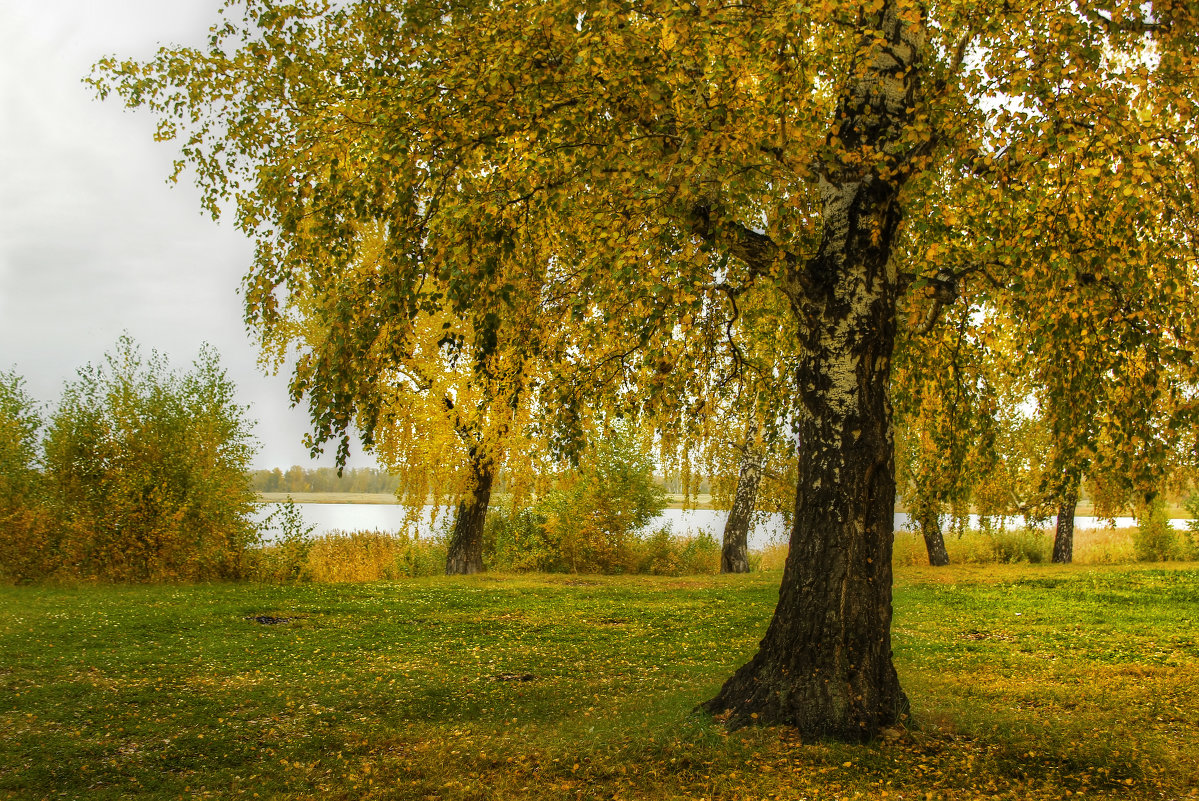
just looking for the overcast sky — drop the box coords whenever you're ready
[0,0,375,469]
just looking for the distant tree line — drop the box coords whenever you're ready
[250,464,712,498]
[251,466,400,495]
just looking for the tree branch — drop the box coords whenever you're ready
[911,269,960,336]
[1077,2,1168,34]
[688,201,810,302]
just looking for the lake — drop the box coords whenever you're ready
[253,504,788,549]
[253,503,1182,547]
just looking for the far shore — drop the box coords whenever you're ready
[256,492,1193,520]
[257,492,716,510]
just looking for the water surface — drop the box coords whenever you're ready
[255,504,1179,547]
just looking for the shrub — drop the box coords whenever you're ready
[988,527,1050,564]
[1134,496,1182,562]
[484,499,557,572]
[485,422,668,574]
[0,370,42,499]
[390,534,449,578]
[252,498,316,581]
[0,505,60,584]
[481,424,730,575]
[676,529,722,574]
[639,526,682,575]
[637,527,721,576]
[40,337,259,581]
[485,509,723,576]
[545,423,667,573]
[1184,493,1199,559]
[0,371,58,583]
[1186,492,1199,532]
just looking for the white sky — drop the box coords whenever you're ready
[0,0,374,469]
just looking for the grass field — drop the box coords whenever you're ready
[2,564,1197,800]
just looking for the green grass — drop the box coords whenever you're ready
[2,566,1198,799]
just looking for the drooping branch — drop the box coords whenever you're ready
[1077,2,1169,35]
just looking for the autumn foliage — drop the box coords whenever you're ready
[483,422,721,574]
[0,371,58,582]
[89,0,1199,737]
[0,338,260,583]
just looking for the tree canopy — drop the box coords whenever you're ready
[93,0,1199,738]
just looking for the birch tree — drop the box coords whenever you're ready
[94,0,1199,738]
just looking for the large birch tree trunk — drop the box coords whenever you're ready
[703,2,922,739]
[445,451,496,575]
[703,235,907,737]
[721,423,765,574]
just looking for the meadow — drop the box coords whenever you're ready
[1,561,1197,800]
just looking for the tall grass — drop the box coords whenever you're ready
[251,523,1185,584]
[253,527,721,583]
[251,530,446,582]
[892,525,1150,566]
[305,530,448,581]
[757,526,1159,569]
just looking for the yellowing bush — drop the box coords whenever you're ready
[6,337,262,583]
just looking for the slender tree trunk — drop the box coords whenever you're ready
[445,452,496,575]
[703,2,921,740]
[1052,484,1079,564]
[918,506,950,566]
[443,339,526,576]
[722,426,765,574]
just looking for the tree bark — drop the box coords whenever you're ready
[703,252,907,737]
[702,2,922,739]
[918,506,950,566]
[721,437,765,574]
[445,451,496,575]
[1052,484,1079,564]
